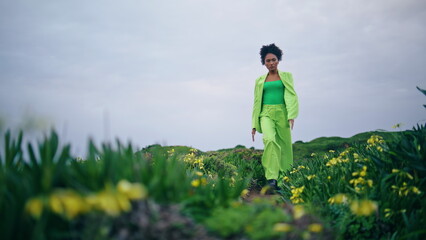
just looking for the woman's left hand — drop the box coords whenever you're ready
[289,119,295,130]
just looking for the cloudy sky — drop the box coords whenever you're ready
[1,0,425,155]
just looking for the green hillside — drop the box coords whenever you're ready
[140,130,402,162]
[292,130,399,160]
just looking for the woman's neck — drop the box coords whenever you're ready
[268,69,278,75]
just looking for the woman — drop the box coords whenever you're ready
[251,43,299,191]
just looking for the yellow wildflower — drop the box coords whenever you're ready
[293,205,305,219]
[328,193,348,205]
[411,187,421,195]
[329,150,335,153]
[273,223,293,232]
[114,193,131,213]
[283,176,290,182]
[49,195,64,215]
[290,186,305,204]
[195,171,203,176]
[191,179,201,187]
[307,175,316,180]
[310,153,316,157]
[62,195,86,218]
[240,189,249,197]
[260,186,271,195]
[308,223,323,233]
[117,180,148,200]
[91,191,121,216]
[167,148,175,156]
[25,197,44,219]
[350,199,377,216]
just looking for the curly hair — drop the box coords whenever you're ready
[259,43,283,65]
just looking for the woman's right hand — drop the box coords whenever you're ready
[251,128,256,142]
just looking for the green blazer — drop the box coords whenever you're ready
[251,70,299,133]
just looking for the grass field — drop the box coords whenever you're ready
[1,125,425,239]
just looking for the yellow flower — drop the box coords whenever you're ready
[167,148,175,155]
[310,153,316,157]
[114,193,131,213]
[329,150,335,153]
[96,190,122,216]
[283,176,290,182]
[350,199,377,216]
[307,175,316,180]
[240,189,250,197]
[191,179,201,187]
[47,190,89,219]
[260,186,271,195]
[327,176,331,180]
[25,197,44,219]
[117,180,148,200]
[328,193,348,205]
[293,205,305,219]
[195,171,203,176]
[308,223,323,233]
[273,223,293,232]
[49,195,64,215]
[411,187,421,195]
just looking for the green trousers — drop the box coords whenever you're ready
[260,104,293,180]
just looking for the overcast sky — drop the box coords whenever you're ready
[1,0,425,155]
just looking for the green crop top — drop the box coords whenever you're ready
[262,80,285,105]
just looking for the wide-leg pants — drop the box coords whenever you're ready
[260,104,293,180]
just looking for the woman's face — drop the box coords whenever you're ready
[264,53,279,72]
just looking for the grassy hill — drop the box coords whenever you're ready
[292,130,399,160]
[141,130,401,162]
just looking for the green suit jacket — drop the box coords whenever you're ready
[252,70,299,133]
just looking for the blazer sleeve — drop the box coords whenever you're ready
[285,73,299,120]
[251,80,259,129]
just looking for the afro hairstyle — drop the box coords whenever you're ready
[259,43,283,65]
